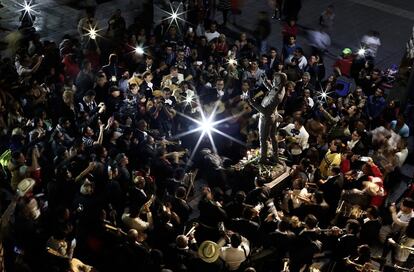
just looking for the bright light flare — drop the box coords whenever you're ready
[160,2,188,32]
[84,25,101,41]
[135,46,144,55]
[200,117,214,134]
[316,89,332,102]
[16,0,39,21]
[172,99,246,166]
[227,58,238,66]
[357,48,366,56]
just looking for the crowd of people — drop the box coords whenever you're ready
[0,0,413,272]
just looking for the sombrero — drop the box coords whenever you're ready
[198,240,220,263]
[17,178,35,197]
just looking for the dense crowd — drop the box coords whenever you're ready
[0,0,413,272]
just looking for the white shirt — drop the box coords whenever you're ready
[122,212,152,231]
[220,237,250,271]
[282,124,310,149]
[205,31,220,42]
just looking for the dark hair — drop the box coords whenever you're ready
[304,214,318,229]
[402,197,414,209]
[346,219,361,234]
[109,53,118,64]
[406,218,414,238]
[230,233,242,248]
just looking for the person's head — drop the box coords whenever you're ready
[12,151,26,164]
[241,80,250,92]
[84,90,96,102]
[345,219,360,235]
[176,235,189,249]
[250,59,259,70]
[294,47,304,58]
[288,35,296,45]
[215,78,225,90]
[137,119,147,131]
[129,83,139,95]
[175,186,187,199]
[260,54,268,65]
[269,47,277,58]
[83,126,94,137]
[351,130,362,142]
[110,85,121,97]
[294,118,304,130]
[304,214,318,229]
[374,87,384,97]
[240,32,247,41]
[401,197,414,214]
[230,233,242,248]
[285,81,296,92]
[366,206,379,219]
[371,68,381,79]
[96,72,107,87]
[170,66,179,77]
[302,72,311,83]
[108,53,118,65]
[277,129,287,141]
[134,175,146,189]
[329,139,343,153]
[308,55,317,65]
[209,21,217,32]
[143,71,153,82]
[82,59,92,72]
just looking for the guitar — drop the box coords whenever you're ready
[46,247,94,272]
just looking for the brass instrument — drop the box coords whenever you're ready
[184,222,199,237]
[336,201,367,219]
[345,257,380,272]
[317,227,346,235]
[282,258,289,272]
[46,247,94,272]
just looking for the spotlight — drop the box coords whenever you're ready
[84,25,100,40]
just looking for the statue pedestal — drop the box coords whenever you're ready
[232,148,289,188]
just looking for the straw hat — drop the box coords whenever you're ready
[198,240,220,263]
[17,178,35,197]
[152,90,163,98]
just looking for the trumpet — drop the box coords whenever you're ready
[184,222,199,237]
[318,227,346,235]
[345,258,380,272]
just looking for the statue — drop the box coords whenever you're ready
[248,73,286,165]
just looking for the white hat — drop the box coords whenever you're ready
[17,178,35,197]
[198,240,220,263]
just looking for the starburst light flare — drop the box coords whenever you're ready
[227,57,238,66]
[135,46,144,55]
[160,2,188,32]
[357,47,366,56]
[15,0,39,21]
[83,24,101,41]
[316,89,332,102]
[172,99,246,165]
